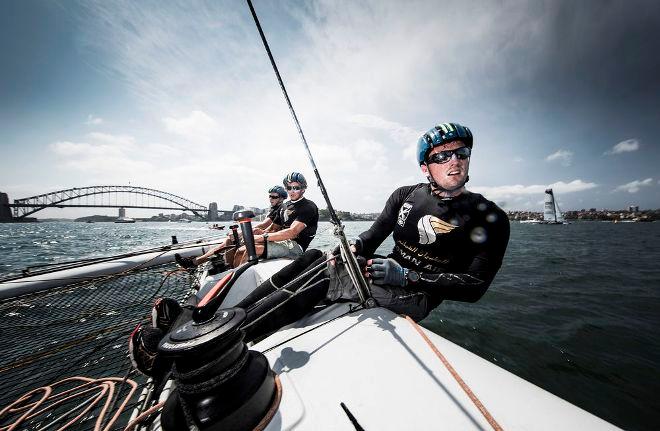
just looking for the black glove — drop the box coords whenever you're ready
[175,253,197,269]
[368,258,407,287]
[152,297,183,332]
[129,297,183,378]
[129,323,164,376]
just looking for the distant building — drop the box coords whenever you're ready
[629,205,639,213]
[0,192,12,222]
[208,202,219,221]
[232,205,245,212]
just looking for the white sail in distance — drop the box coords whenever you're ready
[543,188,564,223]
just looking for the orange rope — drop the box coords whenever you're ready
[253,374,282,431]
[405,316,504,431]
[0,387,52,431]
[0,376,138,431]
[122,401,165,431]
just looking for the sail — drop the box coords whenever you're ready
[543,189,557,222]
[555,199,565,222]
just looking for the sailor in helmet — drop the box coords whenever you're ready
[233,172,319,265]
[175,183,291,269]
[352,122,510,314]
[234,123,510,340]
[254,185,288,234]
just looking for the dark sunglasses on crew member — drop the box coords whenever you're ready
[268,195,281,199]
[427,147,471,164]
[286,186,303,191]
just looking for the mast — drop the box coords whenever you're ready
[246,0,373,306]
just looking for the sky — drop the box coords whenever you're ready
[1,0,659,218]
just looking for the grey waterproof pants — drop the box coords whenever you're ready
[325,252,433,322]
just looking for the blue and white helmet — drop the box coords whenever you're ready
[283,172,307,189]
[416,122,473,165]
[268,185,287,198]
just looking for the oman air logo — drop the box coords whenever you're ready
[417,215,457,244]
[397,203,413,227]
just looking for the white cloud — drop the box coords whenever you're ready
[50,131,136,158]
[144,143,183,158]
[49,133,153,181]
[348,114,421,145]
[545,149,573,167]
[86,132,135,148]
[613,178,653,193]
[56,2,539,210]
[162,110,221,144]
[36,1,646,213]
[471,179,597,202]
[604,139,639,155]
[85,115,104,126]
[349,114,422,165]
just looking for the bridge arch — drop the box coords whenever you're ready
[10,185,208,219]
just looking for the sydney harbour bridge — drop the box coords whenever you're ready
[0,186,227,222]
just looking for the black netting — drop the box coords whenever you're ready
[0,263,197,430]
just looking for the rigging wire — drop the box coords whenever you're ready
[245,0,373,306]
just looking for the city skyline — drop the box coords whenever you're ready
[1,0,659,218]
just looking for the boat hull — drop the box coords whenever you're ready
[0,242,214,299]
[255,304,620,430]
[190,263,620,430]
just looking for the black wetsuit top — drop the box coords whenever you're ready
[358,184,509,306]
[272,197,319,250]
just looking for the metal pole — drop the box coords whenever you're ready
[245,0,373,306]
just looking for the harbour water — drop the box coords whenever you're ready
[1,220,659,430]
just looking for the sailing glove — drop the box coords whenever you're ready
[175,253,197,269]
[369,258,406,287]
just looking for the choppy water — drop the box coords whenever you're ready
[1,220,659,430]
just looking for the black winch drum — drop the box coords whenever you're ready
[159,307,278,430]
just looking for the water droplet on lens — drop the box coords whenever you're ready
[486,213,497,223]
[470,227,487,243]
[477,203,487,211]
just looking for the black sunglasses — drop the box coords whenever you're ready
[268,195,281,199]
[427,147,471,164]
[286,186,303,191]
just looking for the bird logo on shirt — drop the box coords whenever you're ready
[284,208,294,223]
[417,215,457,244]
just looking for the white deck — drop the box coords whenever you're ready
[254,304,620,431]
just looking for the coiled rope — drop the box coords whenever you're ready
[0,376,138,431]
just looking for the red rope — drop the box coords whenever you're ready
[405,316,504,431]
